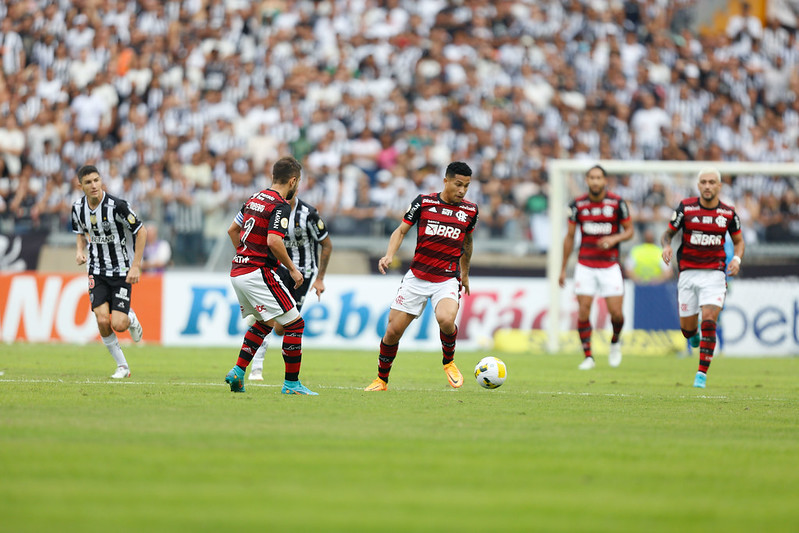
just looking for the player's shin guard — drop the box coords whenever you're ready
[577,320,592,358]
[377,340,399,383]
[236,321,273,370]
[698,320,716,374]
[281,317,305,381]
[441,325,458,365]
[611,317,624,344]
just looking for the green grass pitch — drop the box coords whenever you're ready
[1,343,798,532]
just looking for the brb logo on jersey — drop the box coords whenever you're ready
[582,222,613,235]
[425,222,461,239]
[690,232,722,246]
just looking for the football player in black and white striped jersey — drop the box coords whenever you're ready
[72,165,147,379]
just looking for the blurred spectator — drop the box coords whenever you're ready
[169,169,206,266]
[8,166,40,234]
[141,222,172,273]
[1,17,24,77]
[760,193,791,242]
[625,228,673,284]
[349,129,382,185]
[0,114,25,176]
[2,0,798,257]
[197,178,230,257]
[727,3,763,46]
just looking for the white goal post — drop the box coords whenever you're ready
[545,159,799,354]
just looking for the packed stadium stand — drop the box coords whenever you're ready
[1,0,798,271]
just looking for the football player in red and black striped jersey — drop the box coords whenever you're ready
[224,156,317,395]
[560,165,634,370]
[661,168,745,389]
[364,162,478,391]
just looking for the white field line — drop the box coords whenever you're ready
[0,378,794,401]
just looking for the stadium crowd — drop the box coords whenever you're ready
[1,0,799,266]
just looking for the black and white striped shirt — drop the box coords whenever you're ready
[283,198,329,279]
[71,192,143,277]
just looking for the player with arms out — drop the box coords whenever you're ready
[224,156,317,395]
[72,164,147,379]
[560,165,634,370]
[365,161,478,391]
[245,194,332,381]
[661,168,744,388]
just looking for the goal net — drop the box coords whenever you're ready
[545,159,799,354]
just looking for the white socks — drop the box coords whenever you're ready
[102,333,128,368]
[251,335,271,371]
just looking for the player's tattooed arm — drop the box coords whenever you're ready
[660,227,676,248]
[660,227,677,265]
[460,232,473,273]
[460,232,474,294]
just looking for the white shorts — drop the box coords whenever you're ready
[230,268,300,326]
[391,270,460,317]
[677,269,726,317]
[573,263,624,298]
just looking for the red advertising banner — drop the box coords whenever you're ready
[0,272,162,343]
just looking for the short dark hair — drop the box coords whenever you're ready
[586,164,607,177]
[77,165,100,183]
[272,156,302,184]
[446,161,472,179]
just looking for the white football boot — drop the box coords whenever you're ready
[111,366,131,379]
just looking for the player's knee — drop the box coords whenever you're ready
[95,315,111,330]
[284,316,305,334]
[111,318,127,332]
[383,326,404,344]
[437,317,456,333]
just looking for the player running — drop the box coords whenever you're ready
[364,161,478,391]
[72,165,146,379]
[661,167,744,388]
[560,164,634,370]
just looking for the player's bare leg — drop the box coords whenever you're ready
[680,314,701,350]
[576,295,595,369]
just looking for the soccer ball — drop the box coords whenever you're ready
[474,356,507,389]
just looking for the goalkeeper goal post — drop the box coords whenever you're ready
[545,159,799,354]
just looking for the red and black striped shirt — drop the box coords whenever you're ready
[230,188,291,276]
[668,197,741,272]
[568,192,630,268]
[404,193,479,283]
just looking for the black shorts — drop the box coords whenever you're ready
[88,275,132,314]
[275,268,313,312]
